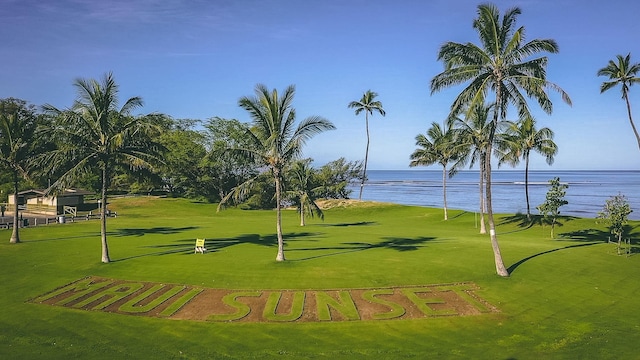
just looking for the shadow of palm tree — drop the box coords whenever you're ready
[558,228,610,242]
[109,226,200,237]
[317,221,377,227]
[499,213,542,228]
[507,242,600,274]
[114,232,320,261]
[289,236,437,261]
[499,214,579,235]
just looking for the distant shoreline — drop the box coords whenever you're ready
[353,170,640,220]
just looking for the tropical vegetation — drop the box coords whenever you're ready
[430,3,571,276]
[597,53,640,150]
[219,84,335,261]
[0,98,42,243]
[348,90,385,200]
[41,72,164,263]
[410,121,463,220]
[537,177,568,238]
[498,116,558,219]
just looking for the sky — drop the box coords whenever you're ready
[2,0,640,170]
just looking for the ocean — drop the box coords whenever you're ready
[350,170,640,220]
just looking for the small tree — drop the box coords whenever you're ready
[537,177,568,238]
[597,194,633,255]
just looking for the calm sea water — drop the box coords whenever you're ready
[350,170,640,220]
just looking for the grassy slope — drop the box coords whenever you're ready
[0,196,638,359]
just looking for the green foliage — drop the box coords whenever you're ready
[0,98,43,243]
[348,90,385,200]
[597,53,640,149]
[597,193,633,255]
[537,177,569,238]
[315,157,363,199]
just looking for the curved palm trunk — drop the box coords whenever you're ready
[524,154,531,219]
[442,164,448,220]
[485,149,509,276]
[274,171,285,261]
[487,92,509,277]
[100,166,110,263]
[623,93,640,150]
[479,162,486,234]
[299,201,305,227]
[9,173,20,244]
[359,113,370,200]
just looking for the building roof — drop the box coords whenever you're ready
[16,189,94,197]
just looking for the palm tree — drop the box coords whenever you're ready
[498,116,557,219]
[348,90,385,200]
[221,84,334,261]
[430,3,571,277]
[0,98,39,244]
[43,72,163,263]
[451,103,497,234]
[597,53,640,150]
[410,122,462,220]
[286,159,324,226]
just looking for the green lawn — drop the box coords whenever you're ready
[1,196,638,359]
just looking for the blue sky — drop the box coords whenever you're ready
[2,0,640,170]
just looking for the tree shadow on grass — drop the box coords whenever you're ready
[508,224,640,273]
[499,214,578,234]
[289,236,437,261]
[507,242,600,274]
[114,232,320,261]
[317,221,377,227]
[109,226,200,237]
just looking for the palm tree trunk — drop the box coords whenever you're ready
[274,171,285,261]
[9,173,20,244]
[485,150,509,276]
[442,164,448,220]
[525,154,531,219]
[100,166,110,263]
[487,96,509,277]
[623,93,640,150]
[299,203,305,227]
[479,162,486,234]
[359,113,370,200]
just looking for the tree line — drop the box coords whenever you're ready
[0,77,363,262]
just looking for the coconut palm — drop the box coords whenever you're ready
[451,103,497,234]
[221,84,334,261]
[410,122,463,220]
[0,98,39,244]
[430,3,571,276]
[348,90,385,200]
[286,159,324,226]
[597,53,640,150]
[498,116,557,219]
[42,72,163,263]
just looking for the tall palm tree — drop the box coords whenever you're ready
[286,159,324,226]
[451,103,497,234]
[348,90,385,200]
[498,116,557,219]
[43,72,163,263]
[597,53,640,150]
[0,98,39,244]
[430,3,571,277]
[410,122,463,220]
[222,84,334,261]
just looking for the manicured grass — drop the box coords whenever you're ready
[1,196,638,359]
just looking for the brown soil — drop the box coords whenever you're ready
[30,277,498,323]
